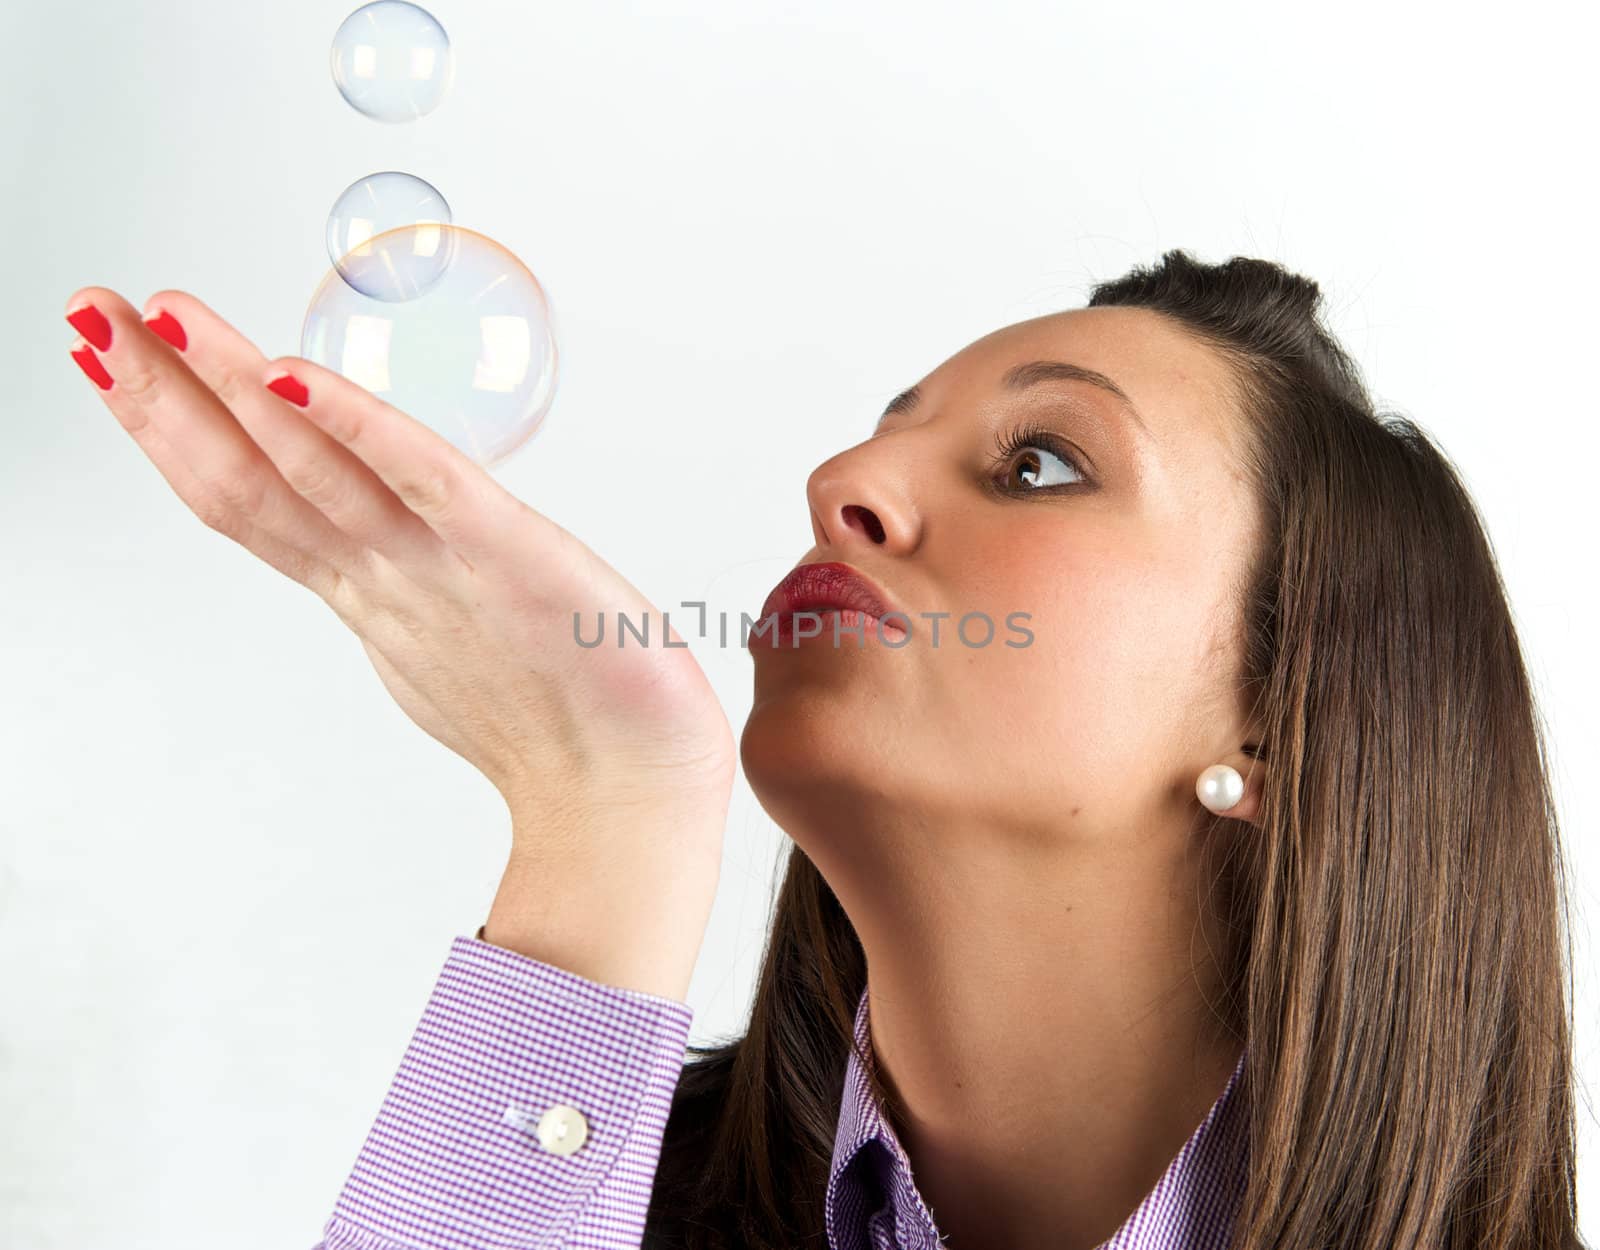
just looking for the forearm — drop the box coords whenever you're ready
[480,803,725,1004]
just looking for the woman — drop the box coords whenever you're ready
[65,250,1585,1249]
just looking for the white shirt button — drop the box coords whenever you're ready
[535,1103,590,1155]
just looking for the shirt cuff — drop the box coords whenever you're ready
[317,933,695,1249]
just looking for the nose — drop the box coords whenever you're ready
[803,440,920,555]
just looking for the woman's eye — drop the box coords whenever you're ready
[995,434,1087,491]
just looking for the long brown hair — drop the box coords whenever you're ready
[642,250,1588,1249]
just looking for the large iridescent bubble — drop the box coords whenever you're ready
[302,224,559,469]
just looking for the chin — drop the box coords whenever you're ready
[740,694,903,825]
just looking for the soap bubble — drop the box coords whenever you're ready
[330,1,453,123]
[326,171,454,302]
[302,224,559,470]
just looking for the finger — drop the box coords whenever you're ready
[259,351,548,575]
[66,285,370,582]
[83,353,448,697]
[68,329,350,612]
[65,286,447,593]
[135,290,464,592]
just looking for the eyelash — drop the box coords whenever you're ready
[989,421,1091,491]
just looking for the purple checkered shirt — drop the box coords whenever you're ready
[312,933,1249,1249]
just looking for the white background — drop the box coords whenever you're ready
[3,1,1595,1246]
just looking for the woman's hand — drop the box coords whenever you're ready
[64,287,737,856]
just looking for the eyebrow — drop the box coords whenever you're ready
[878,359,1150,436]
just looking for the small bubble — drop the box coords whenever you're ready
[330,1,453,123]
[326,171,454,302]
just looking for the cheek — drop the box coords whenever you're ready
[937,532,1202,779]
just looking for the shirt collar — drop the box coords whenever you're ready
[825,984,1250,1250]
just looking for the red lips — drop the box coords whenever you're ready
[760,561,898,628]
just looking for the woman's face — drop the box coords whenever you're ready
[742,306,1263,861]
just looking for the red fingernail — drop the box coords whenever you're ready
[66,303,113,351]
[266,371,310,407]
[143,308,188,351]
[71,344,114,391]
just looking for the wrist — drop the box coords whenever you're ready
[480,818,721,1004]
[476,894,711,1006]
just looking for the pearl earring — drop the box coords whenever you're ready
[1196,763,1245,815]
